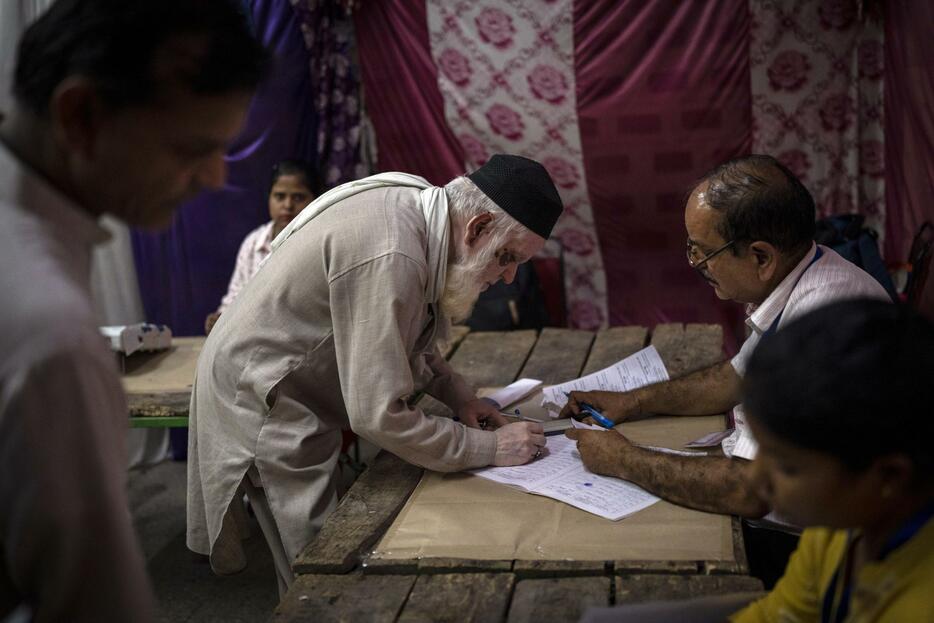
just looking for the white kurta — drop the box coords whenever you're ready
[187,186,498,571]
[0,142,153,621]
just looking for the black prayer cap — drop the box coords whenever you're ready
[466,154,563,239]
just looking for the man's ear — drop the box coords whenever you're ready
[464,212,494,248]
[748,241,779,282]
[49,77,105,160]
[870,454,915,499]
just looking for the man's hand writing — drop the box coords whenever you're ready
[492,422,545,466]
[457,398,508,430]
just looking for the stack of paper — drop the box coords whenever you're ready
[541,345,669,414]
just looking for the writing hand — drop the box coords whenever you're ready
[493,421,546,466]
[457,398,509,430]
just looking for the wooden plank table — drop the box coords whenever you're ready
[122,336,203,427]
[276,324,762,622]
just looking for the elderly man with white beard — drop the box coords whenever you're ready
[187,155,563,593]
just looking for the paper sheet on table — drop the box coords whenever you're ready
[541,346,669,413]
[373,411,734,562]
[481,378,542,409]
[470,421,659,521]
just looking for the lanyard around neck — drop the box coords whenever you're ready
[822,531,857,623]
[822,502,934,623]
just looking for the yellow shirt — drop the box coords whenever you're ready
[731,516,934,622]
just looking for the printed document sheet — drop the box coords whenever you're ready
[541,346,669,414]
[470,346,676,521]
[470,424,659,520]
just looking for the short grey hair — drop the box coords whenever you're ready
[444,176,526,243]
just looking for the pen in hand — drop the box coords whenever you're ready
[563,391,615,429]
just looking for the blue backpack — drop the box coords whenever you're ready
[814,214,898,301]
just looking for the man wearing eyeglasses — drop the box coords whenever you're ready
[562,155,888,532]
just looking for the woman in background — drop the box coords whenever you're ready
[205,159,317,333]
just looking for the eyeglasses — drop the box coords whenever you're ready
[686,238,735,270]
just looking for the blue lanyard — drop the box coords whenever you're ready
[821,534,856,623]
[764,247,823,337]
[821,503,934,623]
[878,502,934,560]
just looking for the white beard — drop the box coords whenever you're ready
[439,242,500,323]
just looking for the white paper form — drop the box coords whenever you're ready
[470,425,659,521]
[541,346,670,414]
[481,378,542,409]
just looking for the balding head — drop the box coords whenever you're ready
[691,155,816,256]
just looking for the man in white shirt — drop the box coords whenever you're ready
[0,1,268,620]
[563,155,890,518]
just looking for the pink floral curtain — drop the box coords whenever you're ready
[427,1,609,329]
[750,0,886,247]
[355,1,918,335]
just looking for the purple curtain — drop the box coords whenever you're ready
[575,0,750,346]
[130,0,318,336]
[353,0,466,185]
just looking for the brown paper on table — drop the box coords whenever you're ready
[373,396,734,562]
[121,337,204,394]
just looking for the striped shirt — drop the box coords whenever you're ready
[725,242,890,460]
[217,220,275,313]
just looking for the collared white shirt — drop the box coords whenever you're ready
[725,242,890,460]
[0,141,154,620]
[217,220,275,313]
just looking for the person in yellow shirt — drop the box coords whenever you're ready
[580,299,934,622]
[732,298,934,622]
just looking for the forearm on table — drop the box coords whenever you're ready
[359,406,497,472]
[634,360,741,416]
[618,450,767,517]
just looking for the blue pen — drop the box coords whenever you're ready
[564,391,615,429]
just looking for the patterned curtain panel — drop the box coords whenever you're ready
[291,0,369,187]
[352,0,467,185]
[883,0,934,261]
[309,0,927,325]
[426,1,609,329]
[750,0,886,246]
[574,0,751,333]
